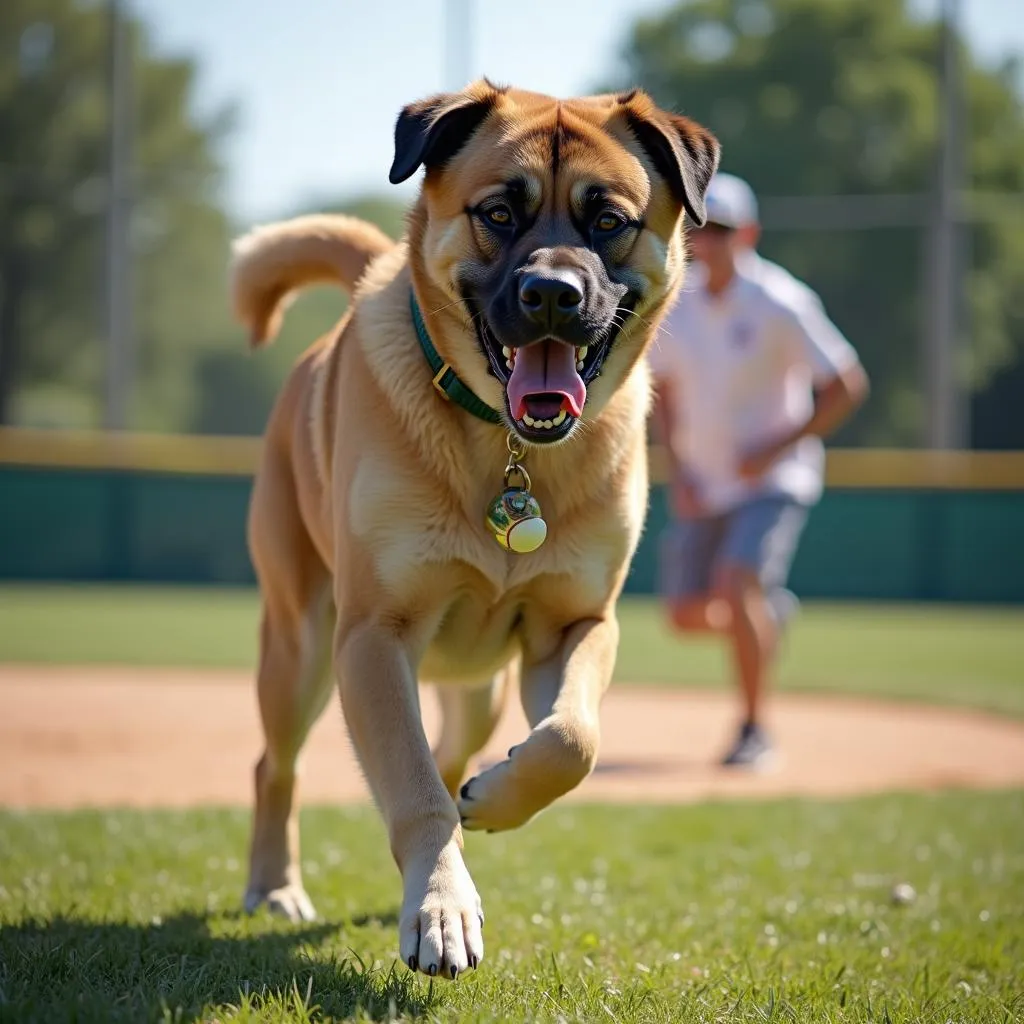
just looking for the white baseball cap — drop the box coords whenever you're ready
[702,172,759,229]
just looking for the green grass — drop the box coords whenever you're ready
[1,585,1022,716]
[1,794,1021,1022]
[616,599,1024,716]
[2,587,1021,1020]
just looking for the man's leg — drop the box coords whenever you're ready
[712,496,809,767]
[659,515,726,633]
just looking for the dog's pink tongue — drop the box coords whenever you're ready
[507,341,586,421]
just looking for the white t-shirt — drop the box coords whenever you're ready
[649,260,860,513]
[737,250,824,314]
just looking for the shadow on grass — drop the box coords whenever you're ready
[1,910,433,1023]
[349,909,400,929]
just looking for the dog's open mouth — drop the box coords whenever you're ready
[502,338,593,441]
[472,313,614,444]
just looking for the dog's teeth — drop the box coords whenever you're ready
[506,360,514,370]
[522,412,567,429]
[577,346,588,360]
[502,346,512,358]
[576,361,585,371]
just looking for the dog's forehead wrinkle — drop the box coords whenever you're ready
[471,119,652,217]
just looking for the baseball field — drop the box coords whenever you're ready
[1,585,1022,1022]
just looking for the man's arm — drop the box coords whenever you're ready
[649,372,704,517]
[739,302,870,480]
[800,362,870,443]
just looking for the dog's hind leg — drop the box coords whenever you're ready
[243,454,335,922]
[431,666,512,799]
[244,588,333,921]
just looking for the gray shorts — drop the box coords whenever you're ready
[658,495,809,602]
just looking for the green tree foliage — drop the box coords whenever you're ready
[615,0,1024,445]
[0,1,410,437]
[0,0,237,430]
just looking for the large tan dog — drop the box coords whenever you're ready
[229,79,719,979]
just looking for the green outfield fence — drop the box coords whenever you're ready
[1,428,1023,602]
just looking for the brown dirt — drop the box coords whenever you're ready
[2,665,1023,810]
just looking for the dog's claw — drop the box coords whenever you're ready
[407,955,417,972]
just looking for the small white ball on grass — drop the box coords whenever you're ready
[890,882,916,906]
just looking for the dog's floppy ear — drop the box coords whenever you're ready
[619,91,721,226]
[389,82,505,185]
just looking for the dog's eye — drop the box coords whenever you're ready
[594,211,626,234]
[483,205,514,229]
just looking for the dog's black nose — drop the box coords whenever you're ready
[518,269,584,327]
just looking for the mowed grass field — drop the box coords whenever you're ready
[1,584,1022,715]
[1,584,1023,1022]
[1,796,1022,1023]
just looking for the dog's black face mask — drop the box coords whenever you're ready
[460,185,633,442]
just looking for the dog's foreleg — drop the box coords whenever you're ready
[457,615,617,832]
[335,621,484,979]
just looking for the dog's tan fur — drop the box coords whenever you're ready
[230,80,718,978]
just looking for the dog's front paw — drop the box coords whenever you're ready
[400,844,483,979]
[458,755,540,832]
[458,717,597,832]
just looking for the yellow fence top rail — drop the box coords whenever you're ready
[0,427,262,477]
[2,427,1024,490]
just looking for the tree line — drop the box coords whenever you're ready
[1,0,1022,446]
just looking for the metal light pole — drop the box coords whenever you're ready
[444,0,473,91]
[925,0,967,449]
[104,0,133,431]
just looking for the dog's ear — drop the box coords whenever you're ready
[389,82,504,185]
[619,92,720,226]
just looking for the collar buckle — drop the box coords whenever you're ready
[431,362,452,400]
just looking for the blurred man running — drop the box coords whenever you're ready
[648,172,869,768]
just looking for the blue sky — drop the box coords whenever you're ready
[131,0,1024,223]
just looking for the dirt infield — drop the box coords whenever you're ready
[2,665,1024,810]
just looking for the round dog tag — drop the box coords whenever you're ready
[486,487,548,553]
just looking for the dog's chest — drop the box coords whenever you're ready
[419,548,612,684]
[348,450,624,684]
[419,589,525,683]
[349,451,611,597]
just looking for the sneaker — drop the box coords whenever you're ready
[720,721,774,769]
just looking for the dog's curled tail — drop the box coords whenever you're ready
[230,214,396,347]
